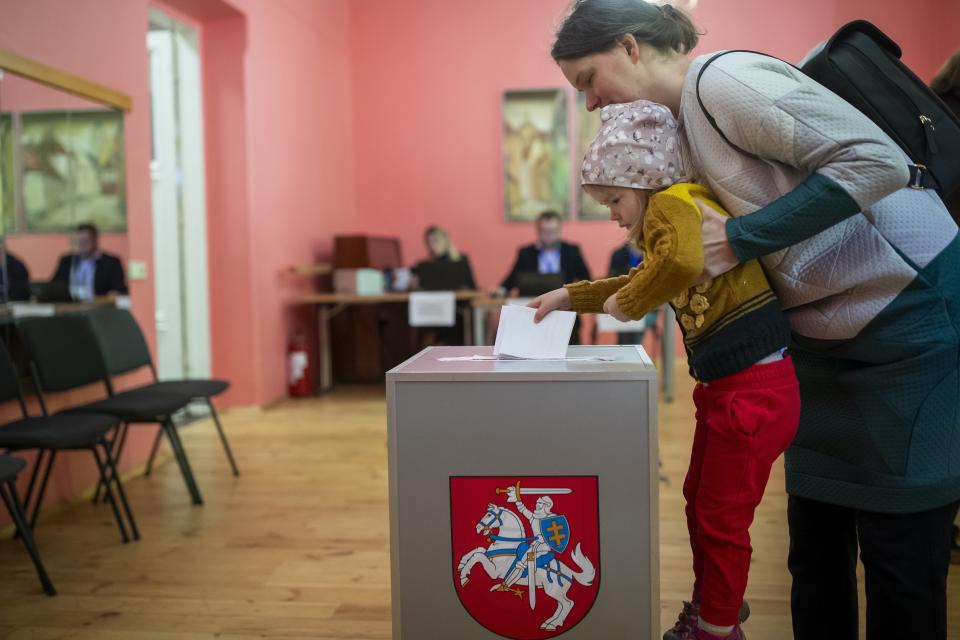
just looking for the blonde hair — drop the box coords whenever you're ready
[931,50,960,97]
[424,225,461,261]
[625,189,651,250]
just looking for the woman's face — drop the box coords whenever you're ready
[584,185,649,230]
[558,36,674,112]
[426,232,448,258]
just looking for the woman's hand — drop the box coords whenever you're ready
[529,287,571,322]
[696,198,740,283]
[603,293,629,322]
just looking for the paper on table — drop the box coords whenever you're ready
[493,304,575,360]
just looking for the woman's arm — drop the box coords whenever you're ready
[698,54,910,262]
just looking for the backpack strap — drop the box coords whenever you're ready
[908,164,940,190]
[695,50,936,191]
[694,49,790,160]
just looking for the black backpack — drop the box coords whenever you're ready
[696,21,960,198]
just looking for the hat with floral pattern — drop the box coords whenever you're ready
[581,99,686,190]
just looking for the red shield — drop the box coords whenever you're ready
[450,476,600,639]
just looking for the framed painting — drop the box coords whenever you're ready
[574,93,608,221]
[502,89,569,222]
[14,109,126,233]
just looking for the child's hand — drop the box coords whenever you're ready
[695,197,739,283]
[603,293,629,322]
[529,288,571,322]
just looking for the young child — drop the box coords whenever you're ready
[533,100,801,640]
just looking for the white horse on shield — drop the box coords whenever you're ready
[456,503,596,632]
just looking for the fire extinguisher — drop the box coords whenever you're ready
[287,333,313,397]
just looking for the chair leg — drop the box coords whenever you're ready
[90,446,129,544]
[28,450,57,530]
[99,441,140,541]
[0,481,56,596]
[23,449,47,514]
[162,420,203,505]
[207,399,239,477]
[144,426,164,477]
[94,422,127,504]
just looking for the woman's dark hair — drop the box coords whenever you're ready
[552,0,699,61]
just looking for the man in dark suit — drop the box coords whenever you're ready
[498,210,591,343]
[499,211,590,293]
[52,223,128,301]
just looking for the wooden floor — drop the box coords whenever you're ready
[0,375,957,639]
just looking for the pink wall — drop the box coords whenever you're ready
[215,0,358,407]
[152,0,359,407]
[350,0,959,293]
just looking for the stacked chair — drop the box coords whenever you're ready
[18,315,205,505]
[0,336,139,595]
[82,308,238,482]
[2,309,237,595]
[0,454,56,596]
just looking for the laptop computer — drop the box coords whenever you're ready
[414,260,474,292]
[515,272,565,297]
[31,280,72,303]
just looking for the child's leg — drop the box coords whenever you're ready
[684,383,711,595]
[694,358,800,627]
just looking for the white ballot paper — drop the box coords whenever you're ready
[493,304,575,359]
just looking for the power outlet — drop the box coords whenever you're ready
[128,260,149,280]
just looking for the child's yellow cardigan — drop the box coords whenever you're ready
[566,183,791,381]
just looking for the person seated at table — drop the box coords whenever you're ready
[498,211,591,295]
[0,240,30,302]
[411,225,475,347]
[51,223,127,301]
[607,242,657,346]
[411,225,477,291]
[498,210,591,343]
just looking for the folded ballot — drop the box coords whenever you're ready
[493,304,575,360]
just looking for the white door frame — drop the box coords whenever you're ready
[147,9,212,381]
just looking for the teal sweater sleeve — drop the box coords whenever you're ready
[726,172,862,262]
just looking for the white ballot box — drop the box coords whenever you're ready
[386,345,659,639]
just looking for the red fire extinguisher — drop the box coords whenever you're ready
[287,333,313,397]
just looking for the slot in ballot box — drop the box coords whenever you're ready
[386,345,659,639]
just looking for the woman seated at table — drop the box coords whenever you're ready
[411,225,476,346]
[411,225,477,292]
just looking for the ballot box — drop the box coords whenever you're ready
[386,345,659,639]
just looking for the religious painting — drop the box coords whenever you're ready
[502,90,569,222]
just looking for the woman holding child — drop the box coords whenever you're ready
[532,2,960,639]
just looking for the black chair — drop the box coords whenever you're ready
[0,340,137,545]
[17,316,204,506]
[0,454,56,596]
[83,308,238,478]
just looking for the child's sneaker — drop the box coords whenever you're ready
[692,625,746,640]
[663,599,750,640]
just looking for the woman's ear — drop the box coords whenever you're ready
[618,34,641,64]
